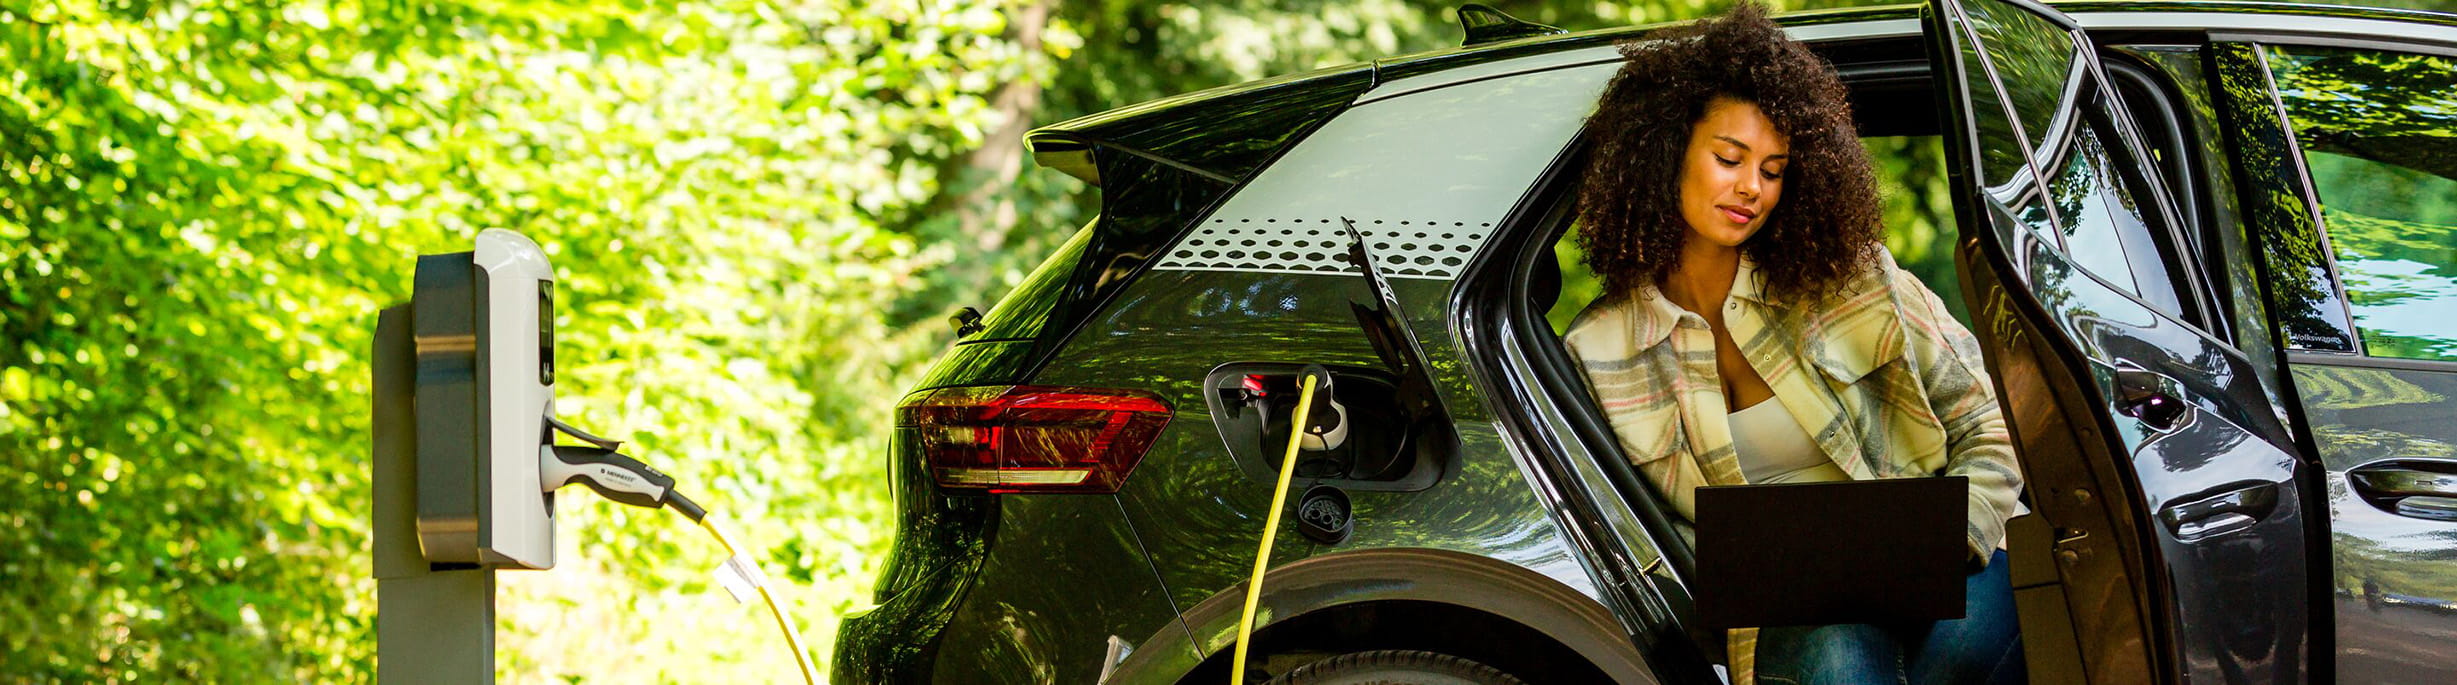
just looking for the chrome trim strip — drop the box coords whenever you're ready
[2074,10,2457,49]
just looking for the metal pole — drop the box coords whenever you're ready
[373,304,496,683]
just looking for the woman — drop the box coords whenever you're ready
[1558,4,2026,684]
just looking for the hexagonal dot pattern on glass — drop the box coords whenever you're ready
[1155,217,1492,280]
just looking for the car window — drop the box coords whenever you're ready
[1951,0,2079,193]
[974,221,1095,341]
[2029,116,2189,318]
[2041,123,2143,293]
[2268,45,2457,362]
[1973,58,2191,323]
[1548,135,1969,334]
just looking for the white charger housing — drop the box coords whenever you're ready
[413,229,558,570]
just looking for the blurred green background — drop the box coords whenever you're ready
[2,0,2450,682]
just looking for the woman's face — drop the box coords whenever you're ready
[1678,96,1789,249]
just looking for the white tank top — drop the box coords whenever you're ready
[1728,399,1848,484]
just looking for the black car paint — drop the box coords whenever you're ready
[2292,358,2457,684]
[839,3,2457,683]
[1042,270,1583,638]
[925,493,1180,681]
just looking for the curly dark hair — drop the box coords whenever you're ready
[1575,2,1882,305]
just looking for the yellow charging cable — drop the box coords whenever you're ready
[1231,373,1318,685]
[699,515,821,685]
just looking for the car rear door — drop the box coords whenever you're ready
[1925,0,2317,682]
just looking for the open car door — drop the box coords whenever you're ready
[1924,0,2319,682]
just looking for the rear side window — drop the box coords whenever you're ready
[973,221,1095,341]
[2269,46,2457,361]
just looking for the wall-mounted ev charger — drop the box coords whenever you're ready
[412,229,559,569]
[374,229,814,683]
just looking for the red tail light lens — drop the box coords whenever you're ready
[898,385,1173,494]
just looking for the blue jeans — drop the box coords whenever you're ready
[1754,549,2026,685]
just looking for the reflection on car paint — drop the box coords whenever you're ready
[2290,363,2457,683]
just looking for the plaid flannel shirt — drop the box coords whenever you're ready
[1560,253,2021,684]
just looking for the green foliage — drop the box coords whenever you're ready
[5,0,1037,679]
[1869,135,1968,327]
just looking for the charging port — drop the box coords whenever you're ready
[1202,362,1452,491]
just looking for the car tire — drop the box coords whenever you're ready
[1263,649,1527,685]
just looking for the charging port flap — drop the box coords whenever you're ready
[1200,217,1460,492]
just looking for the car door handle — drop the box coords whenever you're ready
[2157,481,2279,541]
[2113,364,2192,432]
[2346,460,2457,521]
[2347,461,2457,498]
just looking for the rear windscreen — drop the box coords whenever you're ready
[973,220,1095,342]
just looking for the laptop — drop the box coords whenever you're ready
[1692,476,1969,630]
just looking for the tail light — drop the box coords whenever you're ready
[898,385,1173,494]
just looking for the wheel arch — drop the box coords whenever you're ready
[1102,547,1655,684]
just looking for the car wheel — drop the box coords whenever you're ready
[1263,649,1527,685]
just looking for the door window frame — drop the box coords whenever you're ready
[1452,38,1982,677]
[1938,0,2242,342]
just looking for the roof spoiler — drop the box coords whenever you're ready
[1024,135,1102,186]
[1024,63,1375,187]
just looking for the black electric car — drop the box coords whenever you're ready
[834,1,2457,682]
